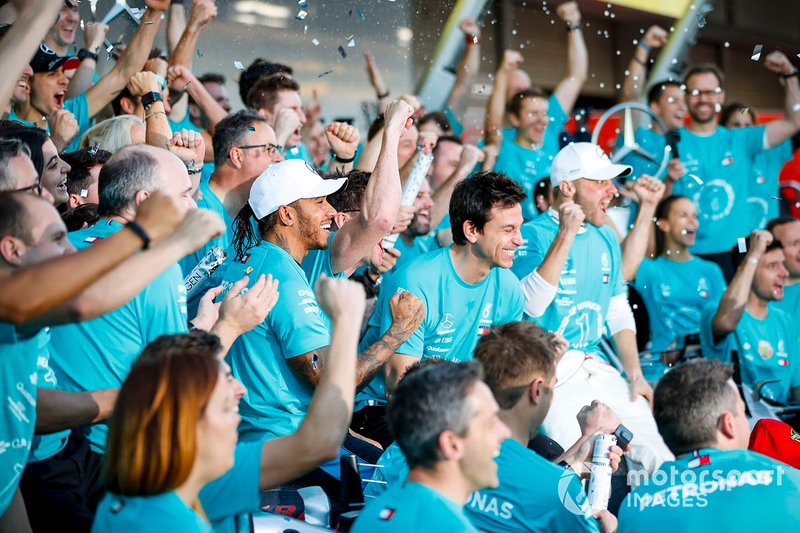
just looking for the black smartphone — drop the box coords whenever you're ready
[614,424,634,449]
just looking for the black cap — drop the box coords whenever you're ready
[30,43,81,74]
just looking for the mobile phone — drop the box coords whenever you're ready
[614,424,634,449]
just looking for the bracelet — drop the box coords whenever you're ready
[465,34,479,46]
[566,23,582,32]
[330,151,356,163]
[126,220,150,250]
[632,56,648,67]
[170,0,185,4]
[781,71,799,79]
[638,42,652,53]
[144,111,166,121]
[77,48,98,62]
[377,89,390,99]
[187,166,203,175]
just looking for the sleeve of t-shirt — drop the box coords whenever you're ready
[631,258,652,294]
[140,267,189,342]
[378,276,429,358]
[200,439,264,522]
[699,302,731,362]
[64,94,91,152]
[605,227,627,297]
[707,262,728,301]
[737,124,768,156]
[270,278,331,358]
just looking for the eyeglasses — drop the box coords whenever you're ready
[15,176,43,196]
[236,143,283,158]
[687,87,722,98]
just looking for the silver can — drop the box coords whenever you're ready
[587,433,617,512]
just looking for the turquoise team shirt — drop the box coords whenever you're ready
[770,282,800,318]
[465,439,599,533]
[700,305,800,403]
[169,113,204,134]
[284,142,314,165]
[93,491,211,533]
[0,326,48,514]
[9,94,91,153]
[515,210,625,359]
[180,178,236,275]
[28,330,71,463]
[749,139,792,229]
[618,448,800,533]
[223,241,330,440]
[385,232,441,282]
[200,439,263,533]
[620,126,668,181]
[300,233,347,285]
[632,256,726,352]
[494,94,568,221]
[352,482,478,533]
[356,247,523,409]
[48,220,188,452]
[371,246,524,361]
[672,125,766,254]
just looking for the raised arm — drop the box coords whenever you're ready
[84,0,168,118]
[485,50,523,146]
[167,0,217,123]
[446,18,481,111]
[621,176,665,280]
[552,1,588,115]
[65,22,109,100]
[258,277,365,489]
[0,192,183,325]
[324,121,360,175]
[621,26,667,103]
[329,100,415,275]
[364,52,392,114]
[763,51,800,148]
[429,144,484,229]
[168,65,228,133]
[712,230,771,340]
[166,1,187,54]
[0,0,62,114]
[127,71,174,147]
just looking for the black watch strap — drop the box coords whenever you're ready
[141,91,163,110]
[77,48,98,62]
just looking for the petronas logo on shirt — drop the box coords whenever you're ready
[378,508,396,521]
[758,340,774,360]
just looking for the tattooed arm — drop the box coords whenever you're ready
[287,291,425,389]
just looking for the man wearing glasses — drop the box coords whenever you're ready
[673,54,800,281]
[0,138,53,203]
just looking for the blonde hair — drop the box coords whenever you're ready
[80,115,144,154]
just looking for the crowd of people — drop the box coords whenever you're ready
[1,0,800,531]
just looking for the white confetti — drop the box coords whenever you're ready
[751,44,763,62]
[737,237,747,253]
[234,61,244,70]
[296,10,308,20]
[793,104,800,112]
[312,38,320,46]
[347,37,356,48]
[80,188,89,198]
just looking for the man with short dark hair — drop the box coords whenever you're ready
[767,216,800,316]
[352,361,511,532]
[61,148,111,209]
[701,230,800,404]
[246,74,310,162]
[618,359,800,531]
[363,171,526,410]
[672,54,800,280]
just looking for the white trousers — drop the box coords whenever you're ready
[542,350,674,477]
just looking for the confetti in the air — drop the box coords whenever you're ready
[197,49,203,58]
[312,38,320,46]
[737,237,747,253]
[80,189,89,198]
[318,69,334,78]
[347,35,356,47]
[234,61,244,70]
[298,0,308,6]
[338,46,347,58]
[751,44,763,62]
[793,103,800,112]
[696,14,706,27]
[296,10,308,21]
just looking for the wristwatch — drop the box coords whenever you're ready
[141,91,163,110]
[77,48,98,62]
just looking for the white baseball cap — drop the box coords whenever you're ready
[248,159,347,219]
[549,142,632,186]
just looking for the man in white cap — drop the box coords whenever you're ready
[517,142,674,474]
[221,151,425,481]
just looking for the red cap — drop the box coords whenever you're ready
[748,418,800,469]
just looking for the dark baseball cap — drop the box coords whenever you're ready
[30,43,80,74]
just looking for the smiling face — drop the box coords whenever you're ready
[194,366,241,483]
[406,179,434,237]
[509,96,550,147]
[753,248,789,302]
[294,196,336,251]
[458,381,511,491]
[29,67,70,114]
[568,178,617,227]
[685,72,725,126]
[40,138,71,206]
[772,221,800,278]
[469,203,524,269]
[13,65,33,106]
[47,3,80,48]
[652,85,688,131]
[659,197,699,250]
